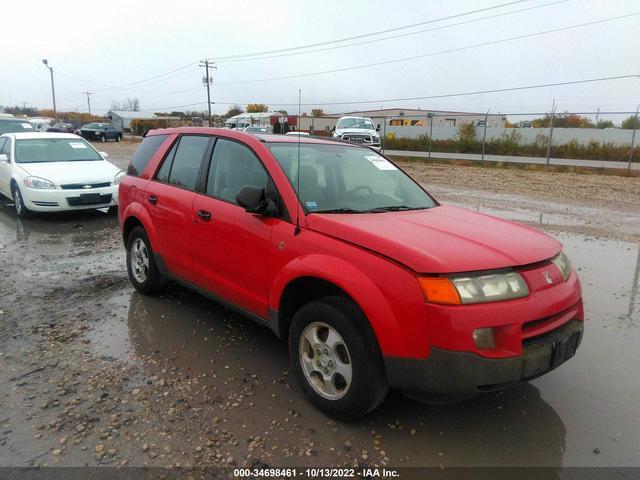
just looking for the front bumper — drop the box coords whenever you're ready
[385,319,583,402]
[22,185,118,212]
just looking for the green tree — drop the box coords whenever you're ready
[246,103,268,113]
[621,115,640,130]
[596,120,614,129]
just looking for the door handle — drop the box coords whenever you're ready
[147,195,157,205]
[197,209,212,221]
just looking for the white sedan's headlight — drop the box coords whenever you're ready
[551,251,572,281]
[23,176,55,189]
[451,271,529,304]
[113,171,125,185]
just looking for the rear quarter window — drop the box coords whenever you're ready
[127,134,168,177]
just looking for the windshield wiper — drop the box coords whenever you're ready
[365,205,428,213]
[311,208,365,214]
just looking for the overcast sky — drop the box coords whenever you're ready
[1,0,639,120]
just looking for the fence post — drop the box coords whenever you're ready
[545,99,556,166]
[382,115,387,154]
[481,108,490,162]
[628,104,639,169]
[428,113,433,159]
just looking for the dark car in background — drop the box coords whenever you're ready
[47,122,76,133]
[0,117,36,134]
[78,123,122,143]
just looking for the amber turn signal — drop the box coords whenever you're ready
[418,277,461,305]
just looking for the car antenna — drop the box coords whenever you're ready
[294,88,302,236]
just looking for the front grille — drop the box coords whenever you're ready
[341,134,372,144]
[67,194,112,207]
[61,182,111,190]
[522,301,581,340]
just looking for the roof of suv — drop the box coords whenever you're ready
[147,127,350,146]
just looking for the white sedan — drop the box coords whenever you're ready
[0,132,123,217]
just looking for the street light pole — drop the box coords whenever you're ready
[42,59,57,120]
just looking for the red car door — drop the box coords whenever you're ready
[190,137,279,319]
[143,135,212,283]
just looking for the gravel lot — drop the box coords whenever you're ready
[0,140,638,471]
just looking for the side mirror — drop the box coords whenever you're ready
[236,185,276,216]
[376,124,381,132]
[99,151,109,158]
[0,154,7,162]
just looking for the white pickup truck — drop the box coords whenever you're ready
[332,116,381,150]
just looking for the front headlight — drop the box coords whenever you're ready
[551,251,572,281]
[113,171,125,185]
[419,271,529,305]
[23,176,55,189]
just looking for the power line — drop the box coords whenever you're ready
[216,12,640,85]
[213,0,532,61]
[217,0,568,63]
[208,74,640,107]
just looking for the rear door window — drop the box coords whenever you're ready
[127,134,168,177]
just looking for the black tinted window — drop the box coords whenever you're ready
[128,135,168,177]
[156,141,178,183]
[167,135,209,190]
[207,138,268,203]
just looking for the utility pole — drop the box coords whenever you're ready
[199,59,216,126]
[42,59,57,120]
[82,91,93,115]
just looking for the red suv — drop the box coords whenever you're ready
[119,128,583,418]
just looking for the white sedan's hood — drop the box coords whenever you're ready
[17,160,121,186]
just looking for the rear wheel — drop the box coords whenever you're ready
[12,184,31,218]
[126,226,165,295]
[116,134,122,142]
[289,296,388,419]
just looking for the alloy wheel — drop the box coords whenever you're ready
[299,322,352,400]
[130,238,150,283]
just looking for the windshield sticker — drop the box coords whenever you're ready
[69,142,88,149]
[365,155,397,171]
[305,201,318,210]
[21,123,33,129]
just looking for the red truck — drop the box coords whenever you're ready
[119,128,583,418]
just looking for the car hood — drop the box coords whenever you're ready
[17,160,120,186]
[305,205,561,273]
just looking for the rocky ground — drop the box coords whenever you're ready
[0,140,638,473]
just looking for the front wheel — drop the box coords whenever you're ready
[126,226,165,295]
[289,296,388,419]
[100,134,106,143]
[12,184,31,218]
[116,134,122,142]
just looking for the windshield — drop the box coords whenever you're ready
[0,120,35,134]
[82,123,104,129]
[336,118,375,130]
[267,143,436,213]
[15,138,103,163]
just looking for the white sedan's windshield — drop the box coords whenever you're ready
[336,118,375,130]
[15,138,102,163]
[268,143,436,213]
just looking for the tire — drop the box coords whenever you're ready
[116,134,122,143]
[107,206,118,215]
[289,296,389,419]
[125,226,165,295]
[12,184,31,218]
[100,134,106,143]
